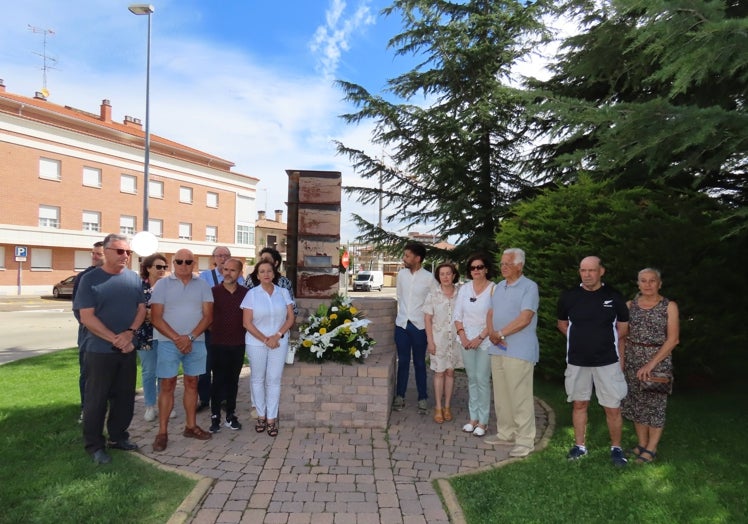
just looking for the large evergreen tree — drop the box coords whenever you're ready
[527,0,748,235]
[336,0,550,260]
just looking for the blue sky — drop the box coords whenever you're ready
[1,0,422,242]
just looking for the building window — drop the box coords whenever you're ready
[120,215,137,235]
[39,205,60,228]
[206,192,219,208]
[39,158,61,181]
[148,219,163,238]
[206,226,217,243]
[236,224,254,245]
[74,250,90,271]
[266,234,277,248]
[179,222,192,240]
[179,186,193,204]
[82,211,101,232]
[31,248,52,270]
[149,180,164,199]
[82,167,102,188]
[0,246,5,269]
[120,174,137,193]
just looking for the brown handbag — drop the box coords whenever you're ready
[640,372,673,395]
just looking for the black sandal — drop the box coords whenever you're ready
[267,421,278,437]
[255,418,267,433]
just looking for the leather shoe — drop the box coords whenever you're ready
[92,449,112,464]
[108,439,139,451]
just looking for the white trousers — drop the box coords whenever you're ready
[246,341,288,420]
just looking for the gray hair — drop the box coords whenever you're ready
[212,245,231,256]
[638,267,662,281]
[503,248,526,266]
[102,233,128,248]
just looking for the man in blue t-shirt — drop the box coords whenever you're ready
[74,234,145,464]
[557,256,629,467]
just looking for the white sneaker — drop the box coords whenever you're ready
[472,426,487,437]
[462,422,476,433]
[144,406,156,422]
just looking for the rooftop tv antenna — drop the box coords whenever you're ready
[27,25,57,97]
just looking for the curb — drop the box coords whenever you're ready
[437,396,556,523]
[132,451,214,524]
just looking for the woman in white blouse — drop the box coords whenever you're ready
[454,253,496,437]
[241,260,295,437]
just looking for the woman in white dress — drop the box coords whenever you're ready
[424,263,462,424]
[454,253,495,437]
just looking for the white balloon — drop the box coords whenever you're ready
[131,231,159,256]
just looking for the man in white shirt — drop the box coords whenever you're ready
[393,242,435,414]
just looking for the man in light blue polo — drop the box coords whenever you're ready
[150,248,214,452]
[486,248,539,458]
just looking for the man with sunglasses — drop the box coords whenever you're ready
[74,234,146,464]
[150,249,214,451]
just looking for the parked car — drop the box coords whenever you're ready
[52,275,77,298]
[353,270,384,291]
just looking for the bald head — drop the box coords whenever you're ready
[579,256,605,291]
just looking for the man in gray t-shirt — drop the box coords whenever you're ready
[74,233,145,464]
[150,248,214,452]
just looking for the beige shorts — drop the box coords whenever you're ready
[565,362,628,408]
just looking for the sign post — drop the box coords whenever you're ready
[15,246,27,296]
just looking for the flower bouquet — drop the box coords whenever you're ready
[295,294,376,364]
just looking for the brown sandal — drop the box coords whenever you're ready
[443,407,453,421]
[152,433,168,452]
[433,408,444,424]
[267,421,278,437]
[255,418,267,433]
[183,425,212,440]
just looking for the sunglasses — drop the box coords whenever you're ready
[174,259,194,266]
[106,248,133,256]
[469,265,485,271]
[153,264,168,270]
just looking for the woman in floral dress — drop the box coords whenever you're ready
[424,263,462,424]
[621,268,680,463]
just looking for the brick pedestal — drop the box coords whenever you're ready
[280,296,396,429]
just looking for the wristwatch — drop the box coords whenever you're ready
[188,334,196,342]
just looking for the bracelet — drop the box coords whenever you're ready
[277,332,284,338]
[457,328,465,335]
[499,330,506,340]
[126,328,135,332]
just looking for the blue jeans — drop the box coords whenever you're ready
[395,322,428,401]
[137,340,159,407]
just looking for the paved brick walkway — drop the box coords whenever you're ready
[130,368,550,523]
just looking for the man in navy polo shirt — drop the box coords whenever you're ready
[557,256,630,467]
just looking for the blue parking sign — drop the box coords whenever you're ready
[15,246,27,258]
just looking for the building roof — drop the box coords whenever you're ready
[0,83,256,179]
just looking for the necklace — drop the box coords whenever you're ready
[470,280,490,302]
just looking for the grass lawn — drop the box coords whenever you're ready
[0,348,196,524]
[449,379,748,523]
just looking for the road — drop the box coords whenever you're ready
[0,296,78,365]
[0,289,396,365]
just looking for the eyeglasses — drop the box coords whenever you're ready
[499,262,516,267]
[214,253,230,259]
[469,265,485,271]
[153,264,168,270]
[174,259,194,266]
[106,248,133,256]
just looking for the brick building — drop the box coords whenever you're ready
[0,81,259,295]
[254,209,289,270]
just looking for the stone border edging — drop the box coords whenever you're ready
[132,451,214,524]
[435,396,556,524]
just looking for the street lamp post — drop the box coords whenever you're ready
[128,4,154,232]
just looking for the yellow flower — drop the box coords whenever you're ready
[344,319,352,324]
[329,313,338,320]
[350,307,358,314]
[302,339,313,347]
[319,328,327,335]
[349,347,357,355]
